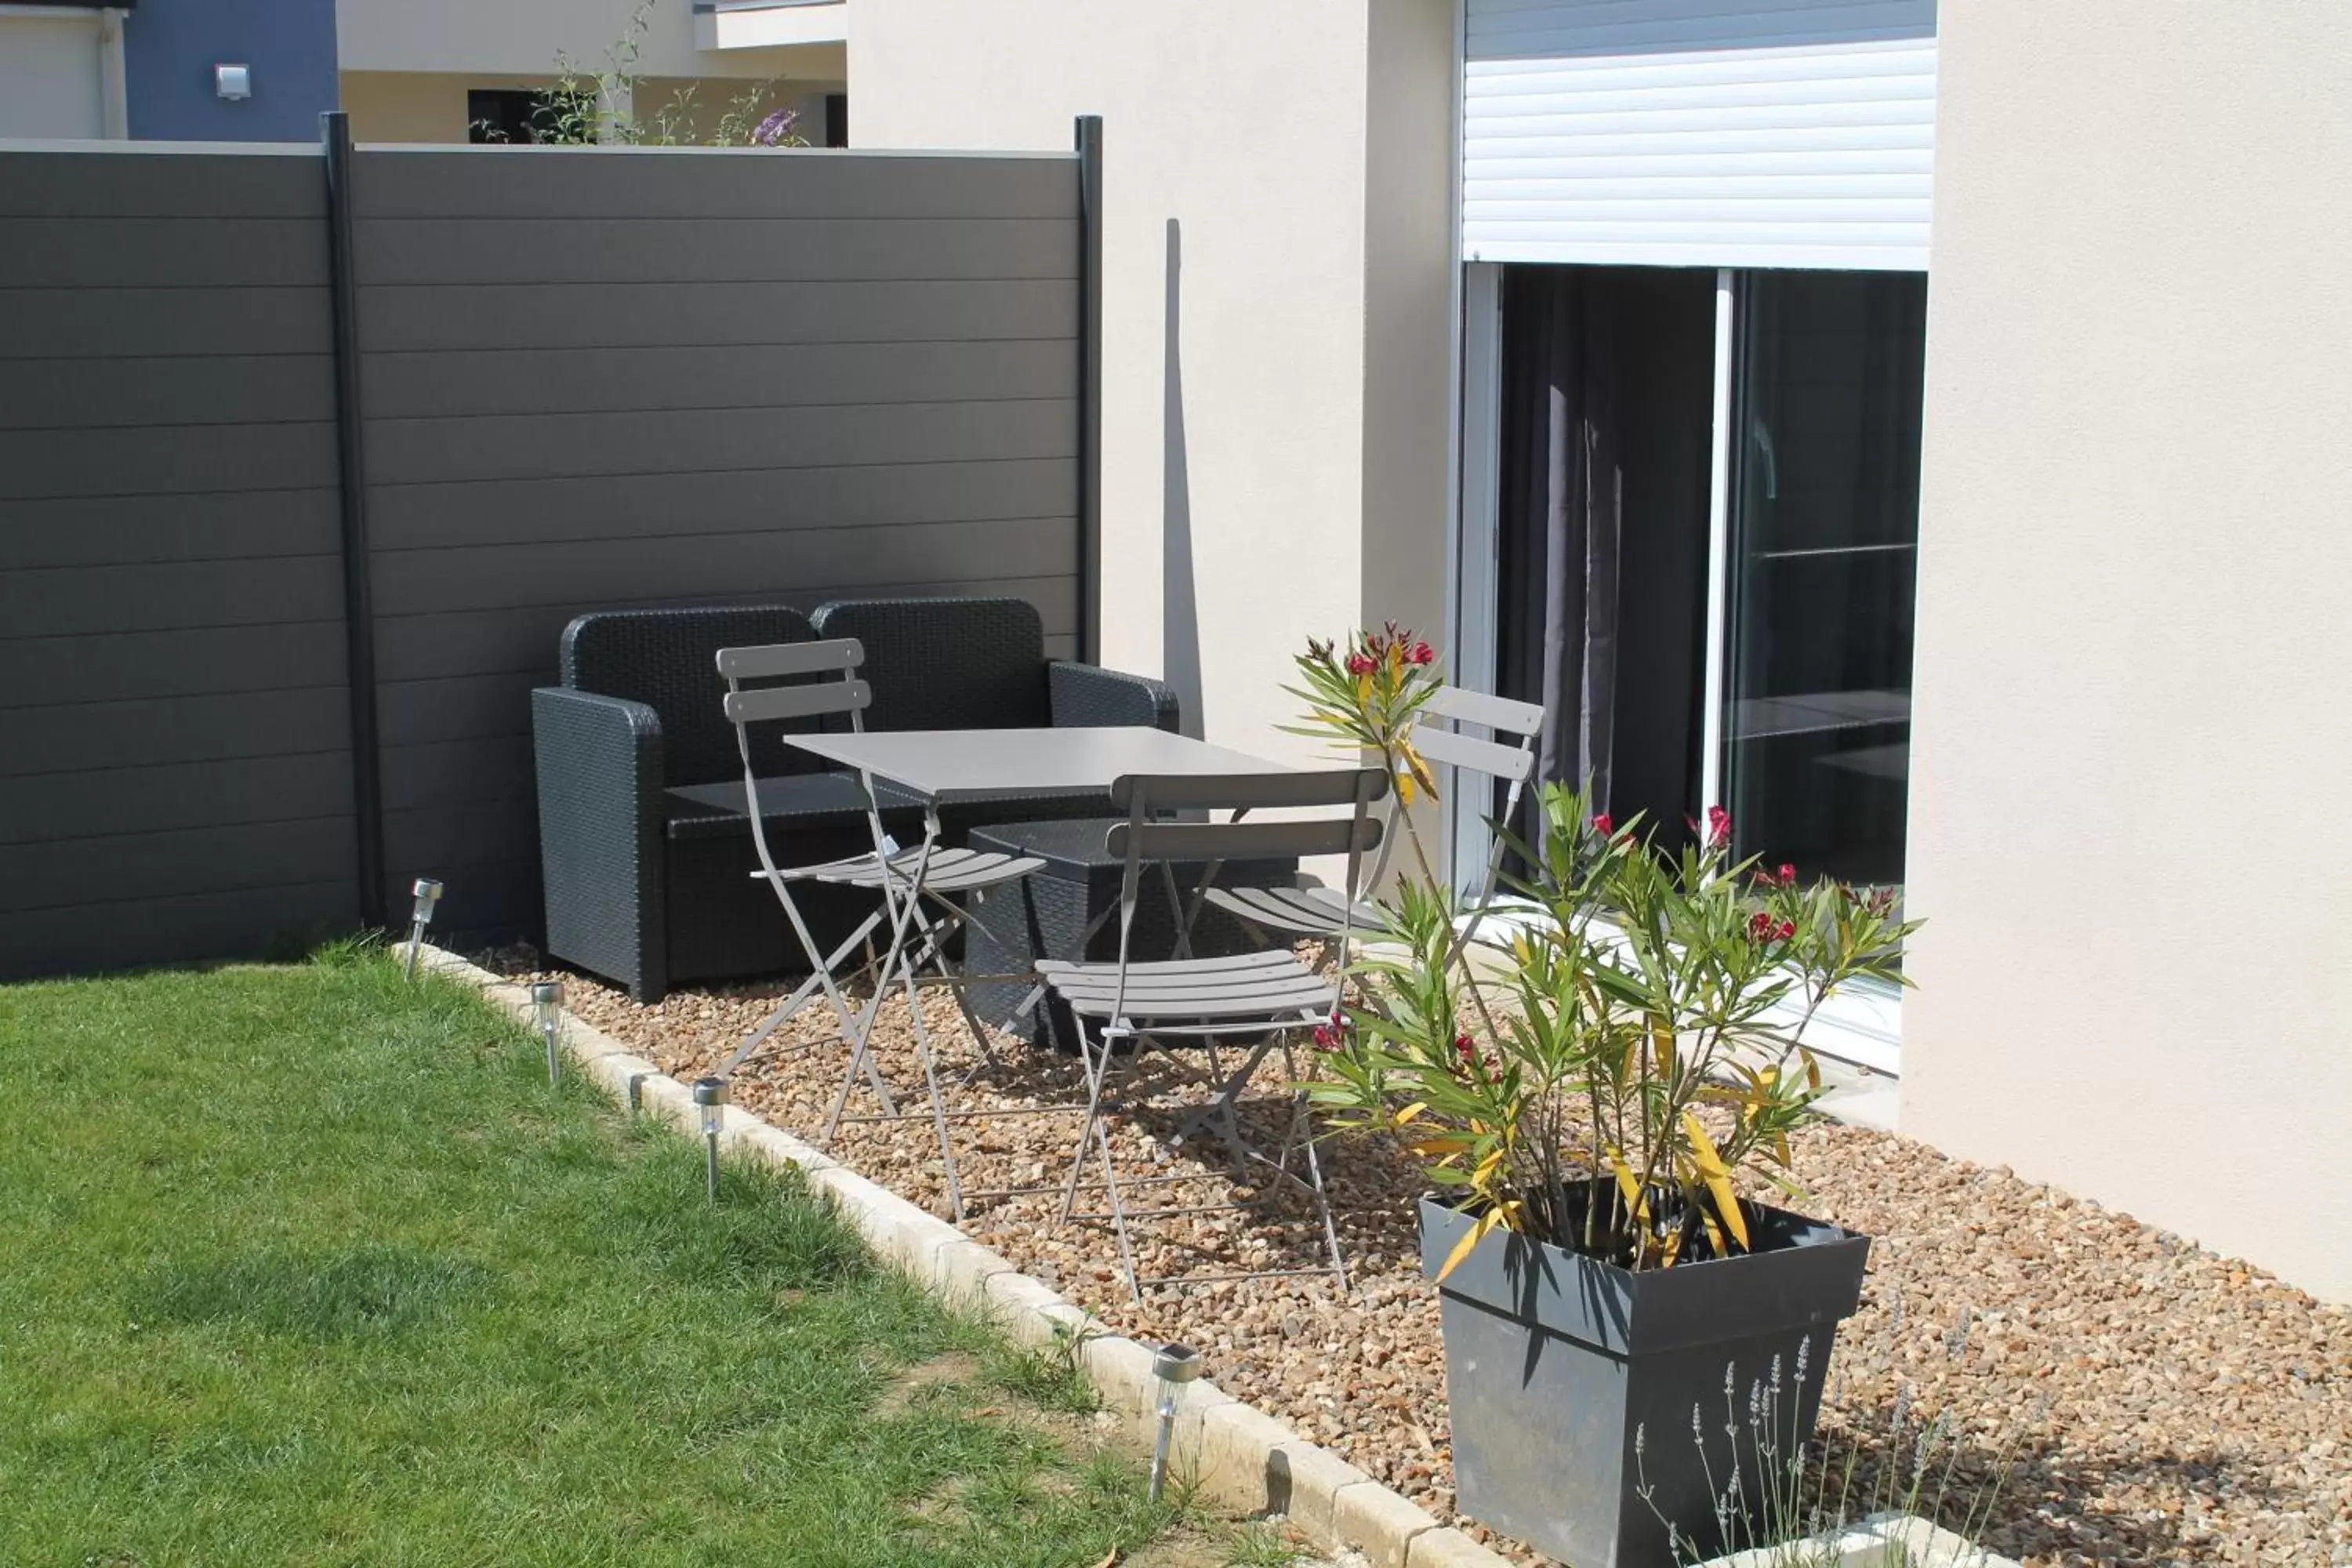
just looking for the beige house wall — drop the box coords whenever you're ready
[340,71,837,145]
[336,0,837,80]
[849,0,1456,765]
[1904,2,2352,1302]
[0,14,106,140]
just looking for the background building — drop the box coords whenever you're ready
[0,0,845,145]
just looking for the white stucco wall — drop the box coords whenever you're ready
[0,15,105,140]
[1904,2,2352,1302]
[336,0,839,81]
[848,0,1456,764]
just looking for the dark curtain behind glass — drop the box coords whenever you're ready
[1493,266,1715,862]
[1494,267,1622,844]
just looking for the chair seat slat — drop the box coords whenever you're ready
[1420,684,1543,735]
[1203,884,1382,935]
[723,677,872,724]
[1407,720,1534,785]
[715,638,864,680]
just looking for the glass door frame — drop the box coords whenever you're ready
[1449,262,1908,1067]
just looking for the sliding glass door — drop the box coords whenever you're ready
[1466,263,1928,892]
[1722,271,1926,887]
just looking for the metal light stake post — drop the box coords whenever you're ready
[529,980,563,1085]
[1147,1341,1200,1503]
[402,877,443,979]
[694,1077,728,1203]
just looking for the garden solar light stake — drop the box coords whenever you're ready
[529,981,562,1085]
[402,877,443,979]
[1147,1342,1200,1503]
[694,1078,728,1203]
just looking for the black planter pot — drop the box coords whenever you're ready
[1420,1190,1870,1568]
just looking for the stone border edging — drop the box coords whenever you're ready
[420,946,1509,1568]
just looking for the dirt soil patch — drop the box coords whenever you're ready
[499,951,2352,1566]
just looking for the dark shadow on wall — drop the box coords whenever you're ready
[1162,218,1203,738]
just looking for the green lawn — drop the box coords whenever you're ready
[0,949,1191,1567]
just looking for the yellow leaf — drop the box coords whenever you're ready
[1407,1135,1475,1158]
[1802,1048,1822,1094]
[1394,1101,1429,1127]
[1396,770,1416,807]
[1605,1147,1648,1225]
[1682,1112,1751,1254]
[1659,1226,1684,1268]
[1653,1021,1677,1080]
[1435,1207,1505,1283]
[1356,670,1372,706]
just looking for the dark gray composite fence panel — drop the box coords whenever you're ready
[0,143,357,981]
[352,146,1084,938]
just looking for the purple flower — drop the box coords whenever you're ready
[753,106,801,147]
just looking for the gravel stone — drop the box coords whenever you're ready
[494,949,2352,1566]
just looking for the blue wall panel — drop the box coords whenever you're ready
[125,0,338,143]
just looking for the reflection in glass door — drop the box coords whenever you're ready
[1462,263,1928,895]
[1723,271,1927,887]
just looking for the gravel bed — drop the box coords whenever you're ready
[493,951,2352,1566]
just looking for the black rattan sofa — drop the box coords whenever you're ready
[531,596,1176,1001]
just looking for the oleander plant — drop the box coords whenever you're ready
[1312,784,1920,1279]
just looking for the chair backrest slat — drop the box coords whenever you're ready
[1409,721,1535,785]
[723,677,872,725]
[1106,768,1387,814]
[1109,815,1382,862]
[716,638,863,681]
[1420,685,1543,736]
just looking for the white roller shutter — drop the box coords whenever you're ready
[1464,0,1937,270]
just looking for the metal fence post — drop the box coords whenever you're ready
[321,110,388,929]
[1075,114,1105,666]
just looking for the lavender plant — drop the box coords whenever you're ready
[1635,1311,2034,1566]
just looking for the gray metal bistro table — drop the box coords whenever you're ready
[782,726,1288,808]
[775,725,1290,1218]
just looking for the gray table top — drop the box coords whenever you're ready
[779,726,1287,804]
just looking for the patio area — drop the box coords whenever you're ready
[7,85,2349,1568]
[495,950,2352,1568]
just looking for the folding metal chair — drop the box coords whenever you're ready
[1029,766,1388,1300]
[1204,684,1544,963]
[712,638,1044,1217]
